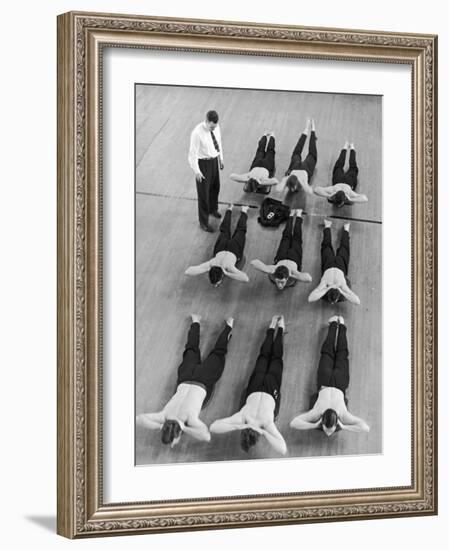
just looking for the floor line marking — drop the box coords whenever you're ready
[136,190,382,225]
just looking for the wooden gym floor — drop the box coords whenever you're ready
[135,84,382,465]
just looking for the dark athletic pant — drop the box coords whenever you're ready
[321,227,350,275]
[274,215,303,269]
[177,322,232,402]
[196,157,220,227]
[332,148,359,190]
[317,322,349,393]
[213,209,248,261]
[285,131,318,181]
[249,135,276,177]
[244,327,284,418]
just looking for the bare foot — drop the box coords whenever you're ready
[328,315,339,325]
[191,314,201,324]
[226,317,234,328]
[241,205,249,214]
[277,315,286,330]
[324,219,332,229]
[303,119,311,134]
[343,222,350,232]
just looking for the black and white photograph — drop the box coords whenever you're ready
[134,83,382,466]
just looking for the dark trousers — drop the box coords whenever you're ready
[321,227,350,275]
[317,322,349,393]
[244,328,284,418]
[274,216,303,269]
[213,210,248,260]
[249,135,276,177]
[286,131,318,181]
[332,149,358,190]
[196,157,220,226]
[177,322,232,401]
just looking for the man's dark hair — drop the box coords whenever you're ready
[161,420,182,445]
[209,266,224,285]
[322,408,338,430]
[286,174,299,192]
[325,288,341,304]
[206,110,219,124]
[333,190,347,208]
[274,265,289,281]
[240,428,260,452]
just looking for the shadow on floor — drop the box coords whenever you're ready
[25,515,56,533]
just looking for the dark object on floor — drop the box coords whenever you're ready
[257,198,291,228]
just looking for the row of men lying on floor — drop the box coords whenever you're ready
[137,313,370,455]
[184,206,360,304]
[230,119,368,203]
[189,115,368,233]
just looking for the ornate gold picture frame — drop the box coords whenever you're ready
[57,11,437,538]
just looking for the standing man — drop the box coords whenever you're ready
[188,110,224,232]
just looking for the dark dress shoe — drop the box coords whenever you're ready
[210,211,222,219]
[200,223,215,233]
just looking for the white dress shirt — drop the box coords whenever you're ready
[210,392,287,454]
[136,382,211,441]
[188,122,223,175]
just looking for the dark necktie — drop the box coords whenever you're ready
[210,130,220,153]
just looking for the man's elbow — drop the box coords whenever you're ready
[209,422,220,434]
[276,441,288,455]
